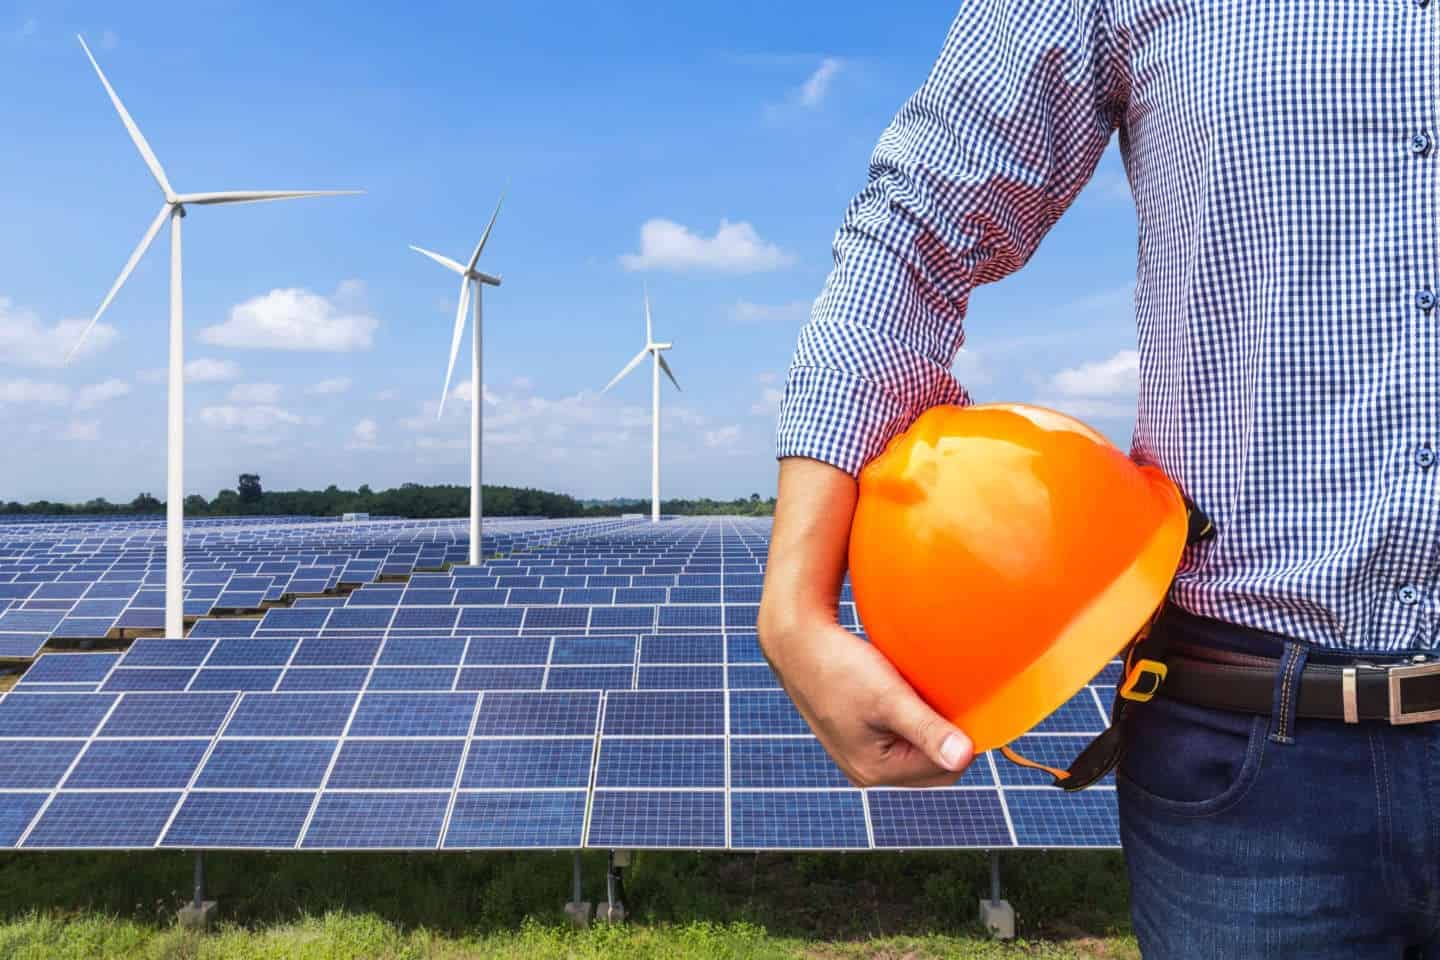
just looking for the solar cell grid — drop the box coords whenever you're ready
[303,793,449,849]
[197,739,336,789]
[0,741,85,789]
[348,692,477,737]
[444,791,586,848]
[731,791,868,850]
[163,791,314,848]
[472,691,599,737]
[603,690,723,736]
[461,738,593,789]
[327,739,463,789]
[26,792,180,848]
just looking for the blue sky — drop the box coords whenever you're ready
[0,1,1139,504]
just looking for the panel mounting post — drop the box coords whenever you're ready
[597,849,629,923]
[563,851,592,928]
[978,850,1015,939]
[178,851,218,929]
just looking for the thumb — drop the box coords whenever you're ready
[887,689,973,772]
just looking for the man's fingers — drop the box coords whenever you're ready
[850,745,967,788]
[882,685,974,774]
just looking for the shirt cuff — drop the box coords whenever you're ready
[775,365,919,478]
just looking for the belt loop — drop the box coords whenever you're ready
[1268,640,1309,745]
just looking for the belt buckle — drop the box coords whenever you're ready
[1388,660,1440,725]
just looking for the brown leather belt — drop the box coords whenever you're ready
[1162,643,1440,724]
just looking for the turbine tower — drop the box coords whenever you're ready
[602,286,681,523]
[68,35,361,638]
[410,193,504,565]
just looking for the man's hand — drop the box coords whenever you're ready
[758,457,973,788]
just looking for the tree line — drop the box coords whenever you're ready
[1,476,777,519]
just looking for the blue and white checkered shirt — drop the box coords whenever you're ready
[778,0,1440,654]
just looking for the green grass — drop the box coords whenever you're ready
[0,849,1136,958]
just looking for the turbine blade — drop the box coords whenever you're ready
[67,204,170,363]
[658,353,681,392]
[465,190,505,273]
[176,189,363,206]
[437,278,472,419]
[602,349,650,394]
[78,35,173,199]
[644,283,653,344]
[409,245,467,276]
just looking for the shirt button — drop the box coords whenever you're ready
[1399,585,1422,606]
[1418,446,1437,468]
[1418,289,1436,311]
[1413,132,1433,156]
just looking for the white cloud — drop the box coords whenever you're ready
[704,425,742,449]
[621,219,794,273]
[0,298,117,367]
[952,347,992,387]
[346,418,379,451]
[1040,398,1137,421]
[197,405,304,432]
[74,378,131,411]
[375,388,397,402]
[0,379,69,407]
[798,58,844,108]
[730,300,812,324]
[183,358,241,383]
[750,387,783,417]
[200,282,378,351]
[1049,350,1138,398]
[66,420,99,441]
[1035,349,1139,422]
[227,382,282,405]
[451,379,499,407]
[307,377,352,396]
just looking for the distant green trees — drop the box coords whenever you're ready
[0,480,777,519]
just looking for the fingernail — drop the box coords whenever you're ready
[939,733,971,770]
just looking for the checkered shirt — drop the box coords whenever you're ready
[777,0,1440,653]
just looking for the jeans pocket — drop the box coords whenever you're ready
[1115,693,1268,819]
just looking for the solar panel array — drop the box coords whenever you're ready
[0,516,1121,852]
[0,516,639,656]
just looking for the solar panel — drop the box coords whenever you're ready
[25,792,180,848]
[444,791,586,848]
[731,791,868,850]
[162,791,314,848]
[0,516,1124,853]
[327,739,463,789]
[196,739,336,789]
[586,791,725,849]
[303,792,449,849]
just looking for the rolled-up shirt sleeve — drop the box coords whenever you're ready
[776,0,1127,477]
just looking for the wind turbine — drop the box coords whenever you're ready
[602,286,680,523]
[68,35,361,638]
[410,193,504,565]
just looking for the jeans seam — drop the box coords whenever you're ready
[1369,729,1400,911]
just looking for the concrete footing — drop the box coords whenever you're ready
[178,900,218,930]
[979,898,1015,939]
[596,901,627,924]
[563,902,593,928]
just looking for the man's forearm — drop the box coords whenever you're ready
[758,457,858,670]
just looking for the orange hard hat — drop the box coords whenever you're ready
[849,402,1189,754]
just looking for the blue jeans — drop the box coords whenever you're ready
[1118,608,1440,958]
